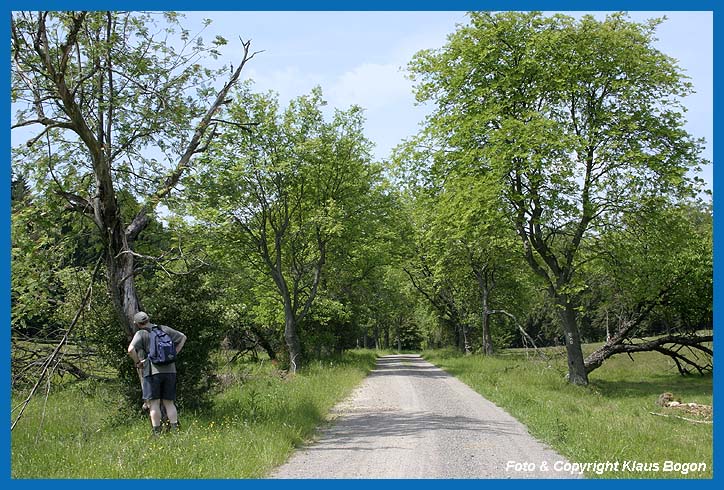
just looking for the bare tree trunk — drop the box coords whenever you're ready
[284,313,302,374]
[461,324,470,354]
[471,261,494,355]
[105,223,143,340]
[480,285,493,356]
[557,299,588,385]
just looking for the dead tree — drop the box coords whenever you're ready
[11,11,258,341]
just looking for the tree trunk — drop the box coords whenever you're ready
[481,287,493,355]
[473,264,494,355]
[283,301,302,373]
[453,324,462,352]
[461,324,471,354]
[250,324,277,361]
[107,252,142,341]
[557,299,589,385]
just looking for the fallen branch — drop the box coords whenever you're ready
[649,412,712,425]
[585,333,712,376]
[489,309,549,361]
[11,256,102,431]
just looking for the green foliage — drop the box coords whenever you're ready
[11,11,251,397]
[581,199,712,337]
[12,11,231,205]
[406,10,705,284]
[402,11,709,379]
[139,270,225,410]
[10,8,712,430]
[11,177,101,338]
[394,132,539,354]
[184,85,389,365]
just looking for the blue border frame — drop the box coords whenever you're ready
[2,1,722,10]
[3,1,719,487]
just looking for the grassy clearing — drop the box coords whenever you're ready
[423,345,713,479]
[11,349,379,478]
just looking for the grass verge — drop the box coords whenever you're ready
[11,349,379,478]
[423,346,713,479]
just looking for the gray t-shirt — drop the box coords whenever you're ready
[129,324,185,376]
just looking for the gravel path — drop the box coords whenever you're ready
[270,354,580,479]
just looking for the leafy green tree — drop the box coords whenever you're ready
[319,181,413,353]
[407,11,706,384]
[402,192,476,353]
[186,87,376,371]
[393,147,536,355]
[582,199,712,375]
[12,179,67,339]
[11,11,255,341]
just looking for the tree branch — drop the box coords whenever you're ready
[585,334,712,375]
[126,38,258,242]
[11,255,103,431]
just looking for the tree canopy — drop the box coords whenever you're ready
[404,11,709,385]
[11,11,712,406]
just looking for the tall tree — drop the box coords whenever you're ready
[186,87,376,371]
[11,11,256,339]
[403,191,475,353]
[408,12,706,384]
[397,170,531,355]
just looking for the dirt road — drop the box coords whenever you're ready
[270,354,580,479]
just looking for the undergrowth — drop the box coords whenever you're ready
[11,349,379,478]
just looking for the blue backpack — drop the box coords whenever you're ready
[147,325,177,365]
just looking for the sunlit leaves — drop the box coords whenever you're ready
[401,11,709,372]
[11,11,231,206]
[184,86,380,359]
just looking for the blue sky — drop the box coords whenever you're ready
[8,10,713,188]
[170,10,713,189]
[2,4,719,485]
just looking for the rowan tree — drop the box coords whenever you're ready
[185,87,378,371]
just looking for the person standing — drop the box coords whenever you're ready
[127,311,187,435]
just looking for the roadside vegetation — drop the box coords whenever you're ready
[424,344,713,479]
[11,350,378,478]
[11,10,712,480]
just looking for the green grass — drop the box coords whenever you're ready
[423,346,713,479]
[11,349,379,478]
[12,346,712,479]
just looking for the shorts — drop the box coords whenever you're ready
[142,372,177,401]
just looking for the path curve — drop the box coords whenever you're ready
[270,354,580,479]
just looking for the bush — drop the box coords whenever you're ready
[138,269,225,410]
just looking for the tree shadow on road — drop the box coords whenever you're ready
[304,410,521,452]
[370,355,451,379]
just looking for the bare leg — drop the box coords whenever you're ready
[162,399,178,424]
[148,399,162,427]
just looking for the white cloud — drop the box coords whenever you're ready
[243,66,324,105]
[328,62,413,111]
